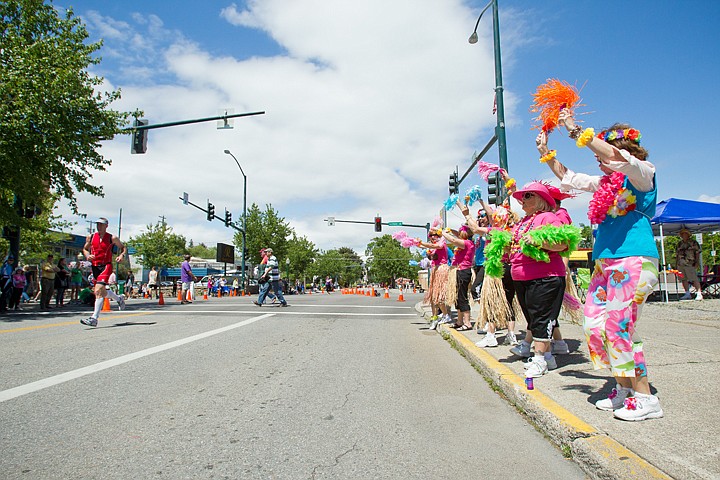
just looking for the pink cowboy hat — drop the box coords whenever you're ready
[512,181,556,207]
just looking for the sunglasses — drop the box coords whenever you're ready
[522,192,535,200]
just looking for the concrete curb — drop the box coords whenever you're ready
[414,302,673,480]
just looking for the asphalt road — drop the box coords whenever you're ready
[0,293,585,479]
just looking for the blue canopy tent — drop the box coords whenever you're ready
[651,198,720,301]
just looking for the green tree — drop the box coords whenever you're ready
[0,0,134,226]
[127,221,186,271]
[365,235,416,286]
[286,233,317,282]
[578,223,593,249]
[309,247,363,287]
[235,203,292,266]
[187,241,216,260]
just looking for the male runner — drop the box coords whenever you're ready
[80,217,127,327]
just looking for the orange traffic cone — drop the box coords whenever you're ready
[177,290,182,301]
[203,291,208,300]
[102,297,112,311]
[384,288,390,299]
[158,292,165,305]
[144,291,149,299]
[187,290,192,302]
[397,290,405,302]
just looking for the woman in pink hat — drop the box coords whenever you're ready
[536,109,663,422]
[463,181,572,377]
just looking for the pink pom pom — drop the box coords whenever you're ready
[563,292,582,310]
[392,231,408,241]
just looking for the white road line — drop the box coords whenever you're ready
[0,313,274,404]
[135,310,416,316]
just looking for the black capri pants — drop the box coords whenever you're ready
[456,268,473,312]
[513,275,565,341]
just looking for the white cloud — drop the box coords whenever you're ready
[60,0,533,255]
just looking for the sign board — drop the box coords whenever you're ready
[388,222,403,226]
[182,192,188,205]
[216,242,235,264]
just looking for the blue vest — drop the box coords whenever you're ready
[593,175,658,260]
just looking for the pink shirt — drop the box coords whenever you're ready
[555,207,572,225]
[431,240,449,267]
[509,211,567,281]
[451,239,475,270]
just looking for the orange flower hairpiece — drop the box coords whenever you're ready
[531,79,583,133]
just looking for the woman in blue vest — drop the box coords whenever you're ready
[537,108,662,421]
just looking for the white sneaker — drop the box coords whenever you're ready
[117,295,126,311]
[440,314,454,324]
[510,340,532,358]
[429,319,439,330]
[524,354,557,370]
[551,340,569,355]
[595,385,633,411]
[613,393,664,421]
[525,356,548,378]
[680,292,692,300]
[476,324,487,335]
[503,331,519,346]
[475,332,499,348]
[696,292,704,301]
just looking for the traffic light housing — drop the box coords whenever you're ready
[131,118,148,154]
[224,209,232,227]
[207,202,215,221]
[487,171,503,205]
[448,171,459,195]
[374,216,382,232]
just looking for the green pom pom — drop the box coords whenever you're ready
[484,230,511,277]
[521,224,582,262]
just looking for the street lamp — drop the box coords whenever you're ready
[468,0,509,189]
[223,149,247,293]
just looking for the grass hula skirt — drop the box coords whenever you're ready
[445,265,458,307]
[430,264,450,306]
[478,276,511,330]
[562,271,583,324]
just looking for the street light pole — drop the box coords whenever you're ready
[469,0,509,194]
[223,150,247,293]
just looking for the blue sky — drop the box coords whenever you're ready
[55,0,720,254]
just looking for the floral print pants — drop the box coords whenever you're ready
[583,256,658,377]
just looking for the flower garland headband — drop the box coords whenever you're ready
[597,128,642,144]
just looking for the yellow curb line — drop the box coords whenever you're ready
[440,324,672,480]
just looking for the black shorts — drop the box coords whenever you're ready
[91,264,112,285]
[513,276,565,341]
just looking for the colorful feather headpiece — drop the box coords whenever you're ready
[531,79,582,133]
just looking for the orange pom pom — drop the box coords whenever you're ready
[530,79,582,133]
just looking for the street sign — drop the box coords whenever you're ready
[327,216,335,226]
[182,192,188,205]
[388,222,403,226]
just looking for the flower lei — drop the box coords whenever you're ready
[588,172,637,224]
[597,128,642,144]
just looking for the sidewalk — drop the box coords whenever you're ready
[415,298,719,480]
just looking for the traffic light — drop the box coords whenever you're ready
[224,209,232,227]
[131,118,148,154]
[207,201,215,221]
[374,216,382,232]
[487,171,502,205]
[448,172,459,195]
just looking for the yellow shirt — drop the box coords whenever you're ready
[41,261,57,280]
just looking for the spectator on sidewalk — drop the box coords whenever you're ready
[0,254,13,313]
[675,228,703,301]
[9,267,26,310]
[180,254,197,304]
[70,260,83,303]
[40,254,59,310]
[54,257,70,307]
[148,266,159,299]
